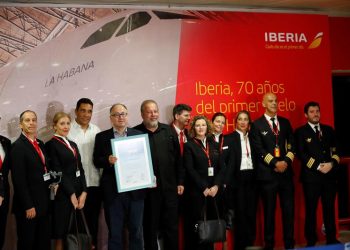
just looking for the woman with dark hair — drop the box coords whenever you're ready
[226,110,258,250]
[45,112,87,250]
[184,115,226,250]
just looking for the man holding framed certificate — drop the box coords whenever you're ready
[93,103,146,250]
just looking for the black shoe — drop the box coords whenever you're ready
[326,239,341,245]
[306,242,315,247]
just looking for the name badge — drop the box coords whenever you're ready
[208,167,214,177]
[222,146,228,150]
[76,170,81,177]
[274,146,280,157]
[43,173,51,181]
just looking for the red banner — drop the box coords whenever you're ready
[176,12,333,248]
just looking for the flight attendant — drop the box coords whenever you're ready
[46,112,87,250]
[11,110,52,250]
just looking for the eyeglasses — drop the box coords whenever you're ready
[111,112,128,118]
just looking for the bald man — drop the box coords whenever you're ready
[251,93,295,250]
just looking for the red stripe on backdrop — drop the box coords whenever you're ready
[176,11,334,248]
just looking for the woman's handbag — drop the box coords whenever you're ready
[194,197,226,243]
[65,209,92,250]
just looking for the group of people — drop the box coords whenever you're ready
[0,92,341,250]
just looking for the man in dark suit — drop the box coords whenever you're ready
[295,101,340,246]
[11,110,52,250]
[134,100,181,250]
[93,103,145,250]
[170,103,191,249]
[251,93,295,250]
[0,133,11,249]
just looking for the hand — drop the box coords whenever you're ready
[319,162,333,174]
[203,188,210,197]
[26,207,36,219]
[77,192,87,209]
[274,161,288,173]
[70,193,79,209]
[208,185,219,197]
[109,155,117,165]
[177,185,184,195]
[0,196,3,206]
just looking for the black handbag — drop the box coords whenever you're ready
[194,197,226,243]
[65,209,92,250]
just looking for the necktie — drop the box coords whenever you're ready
[315,125,321,139]
[179,131,184,155]
[0,156,3,171]
[33,139,45,165]
[271,117,278,133]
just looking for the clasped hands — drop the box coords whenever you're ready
[203,185,219,197]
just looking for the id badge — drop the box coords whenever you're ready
[274,147,280,157]
[76,170,81,177]
[43,173,51,181]
[208,167,214,177]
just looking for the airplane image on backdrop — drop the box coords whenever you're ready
[0,10,200,141]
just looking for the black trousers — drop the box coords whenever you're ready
[15,213,51,250]
[0,193,9,249]
[233,171,257,250]
[84,186,102,249]
[260,177,295,249]
[143,188,178,250]
[303,181,337,245]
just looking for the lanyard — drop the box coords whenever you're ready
[24,134,47,173]
[53,136,79,170]
[219,135,224,153]
[194,139,211,167]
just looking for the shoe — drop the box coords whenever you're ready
[326,239,341,245]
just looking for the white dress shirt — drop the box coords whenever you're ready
[237,130,253,170]
[68,120,101,187]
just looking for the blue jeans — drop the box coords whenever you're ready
[104,193,144,250]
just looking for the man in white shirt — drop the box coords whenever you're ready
[68,98,101,249]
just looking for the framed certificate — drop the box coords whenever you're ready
[111,134,155,192]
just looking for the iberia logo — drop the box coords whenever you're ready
[264,32,323,50]
[308,32,323,49]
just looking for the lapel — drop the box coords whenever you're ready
[261,116,276,143]
[20,133,44,166]
[0,136,8,155]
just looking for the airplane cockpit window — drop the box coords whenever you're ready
[152,11,198,19]
[81,18,124,49]
[115,12,151,37]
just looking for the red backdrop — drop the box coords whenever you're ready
[175,11,334,248]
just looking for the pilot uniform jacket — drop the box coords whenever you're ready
[0,135,11,249]
[93,127,146,206]
[45,136,87,237]
[11,134,51,217]
[295,123,340,183]
[250,115,295,249]
[251,115,295,180]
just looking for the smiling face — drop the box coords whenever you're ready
[194,118,208,139]
[141,101,159,129]
[212,115,226,134]
[20,111,37,137]
[110,104,128,130]
[236,112,250,133]
[54,116,71,137]
[75,103,93,128]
